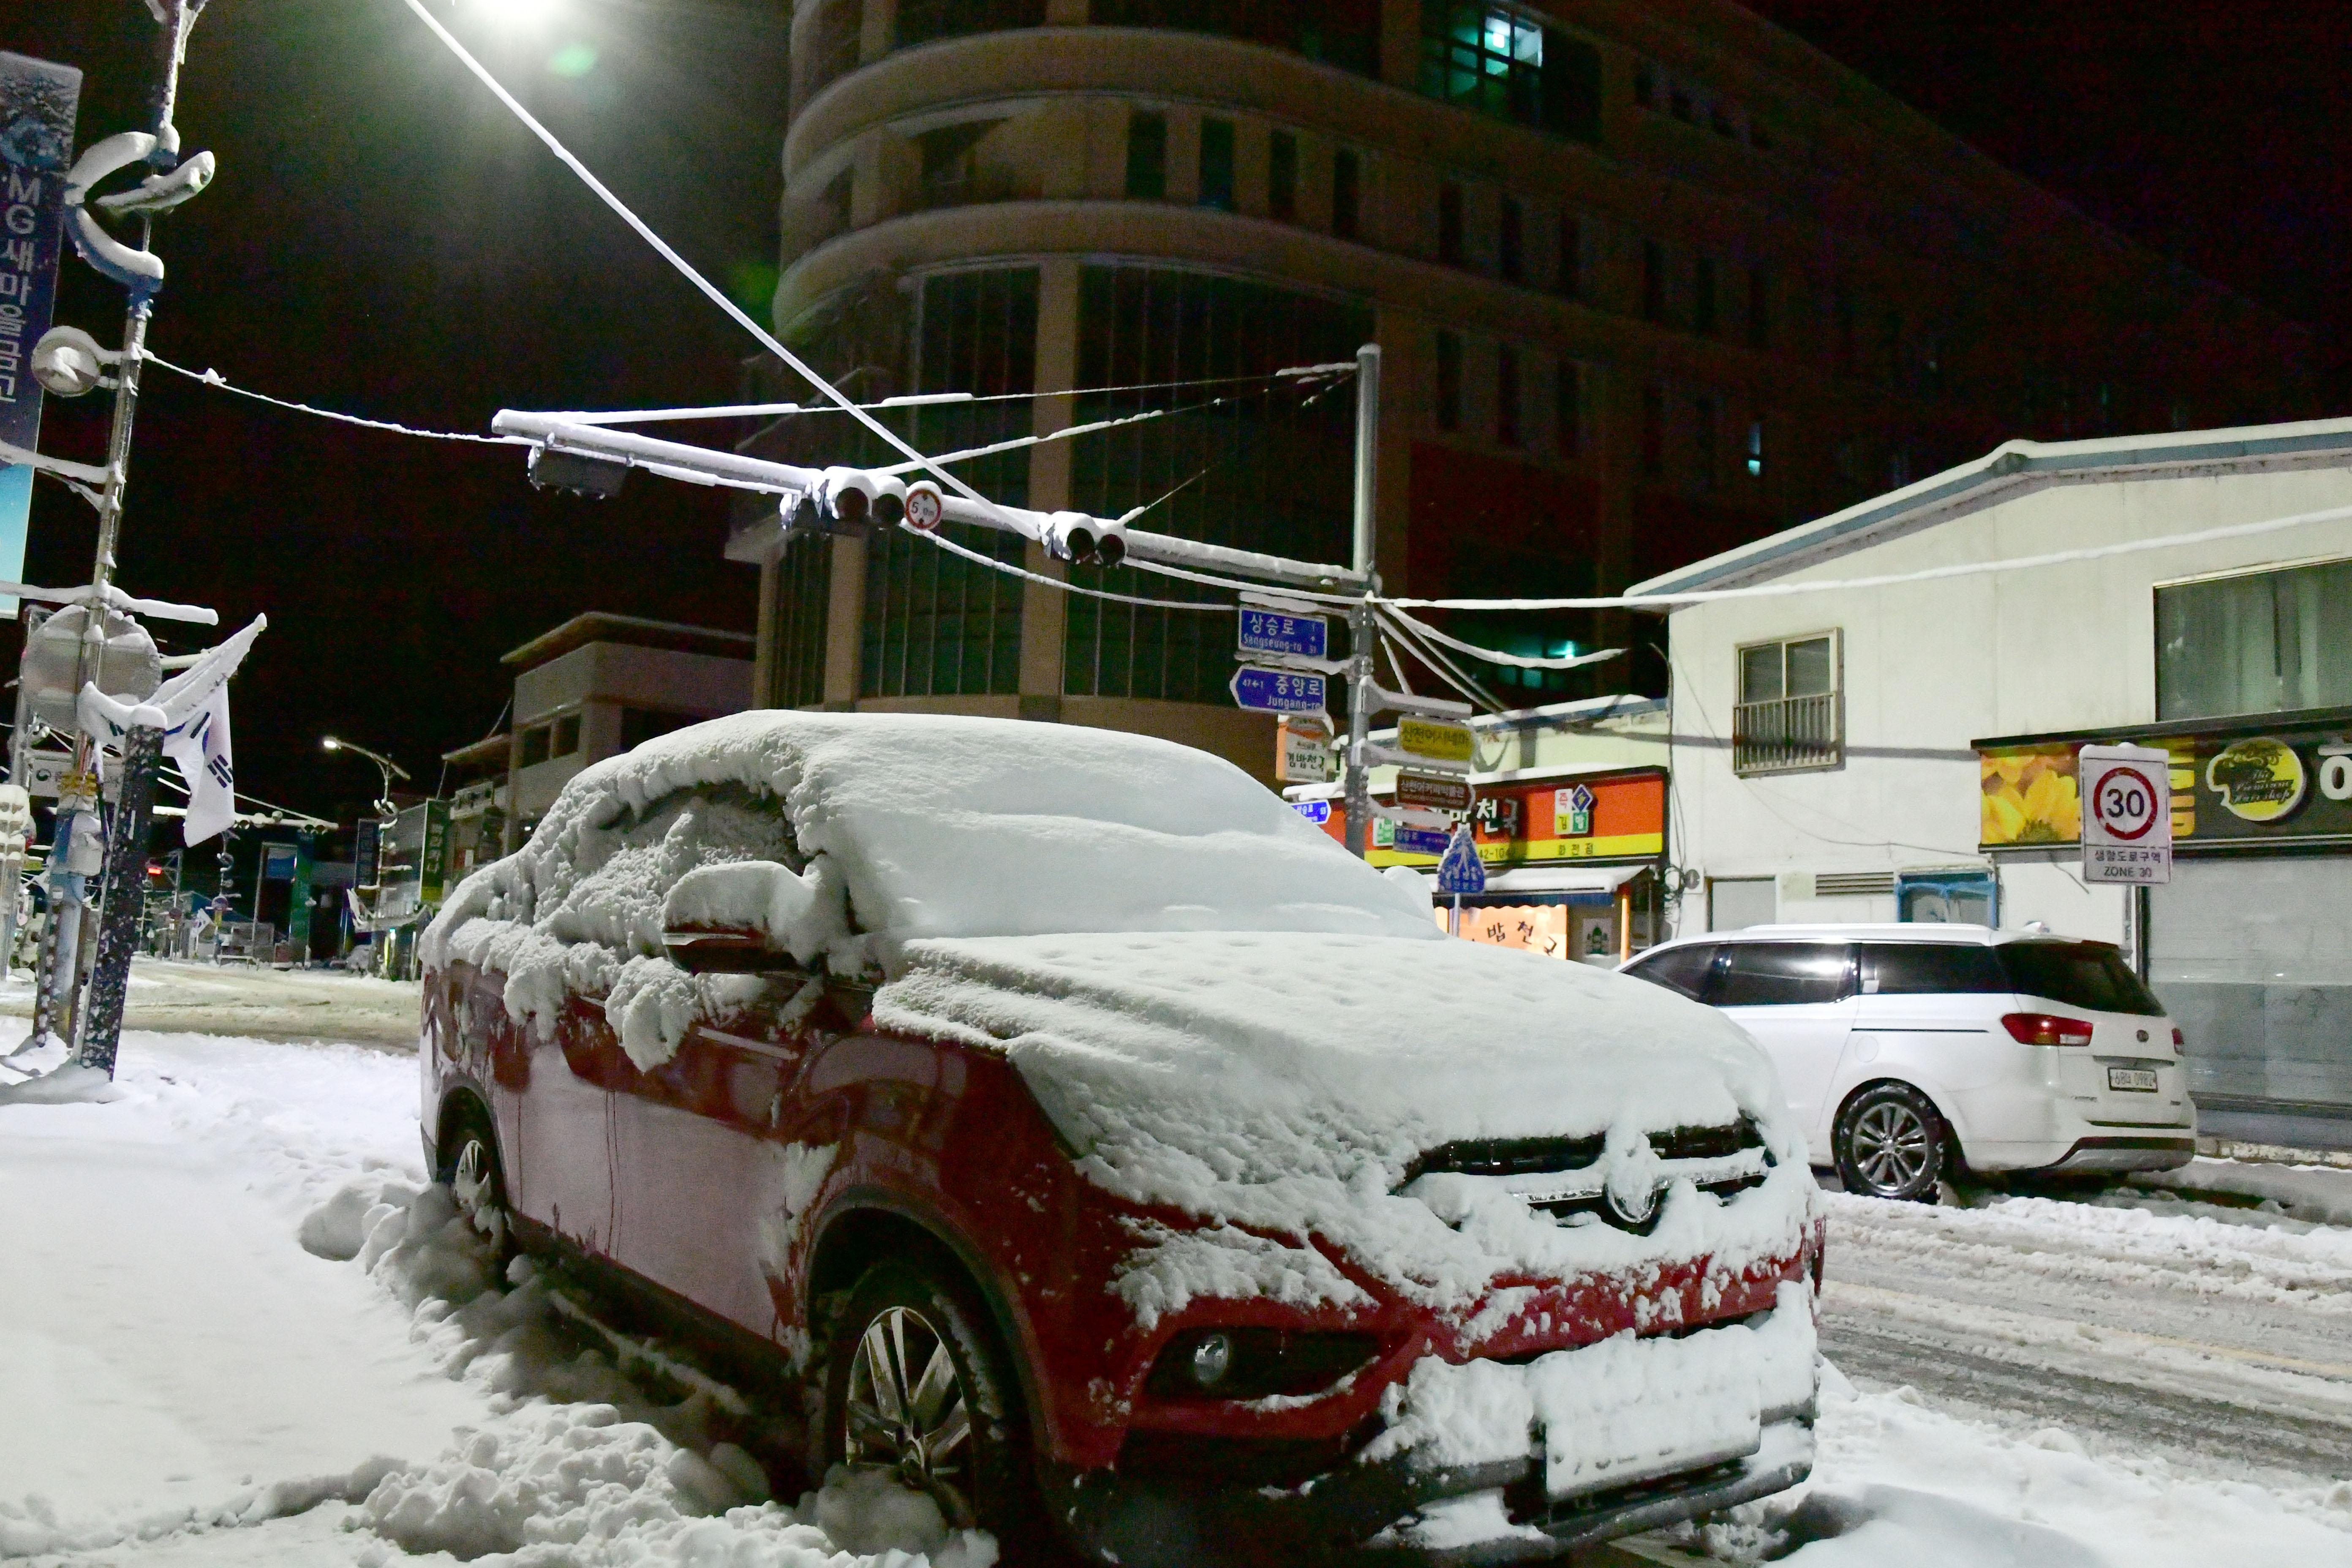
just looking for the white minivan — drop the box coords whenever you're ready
[1620,924,2196,1200]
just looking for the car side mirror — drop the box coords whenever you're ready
[661,859,843,975]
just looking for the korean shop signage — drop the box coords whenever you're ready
[1338,770,1665,868]
[1979,719,2352,852]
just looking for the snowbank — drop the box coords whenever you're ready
[879,929,1816,1318]
[2132,1156,2352,1228]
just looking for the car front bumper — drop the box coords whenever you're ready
[1047,1416,1815,1567]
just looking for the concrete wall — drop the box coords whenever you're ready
[1665,455,2352,941]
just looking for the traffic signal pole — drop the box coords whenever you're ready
[1344,344,1380,860]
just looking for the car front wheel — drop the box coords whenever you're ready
[822,1258,1040,1550]
[1834,1083,1947,1201]
[440,1108,514,1264]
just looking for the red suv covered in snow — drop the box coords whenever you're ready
[420,714,1822,1564]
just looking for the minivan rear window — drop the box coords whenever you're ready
[1861,943,2008,995]
[1997,941,2165,1016]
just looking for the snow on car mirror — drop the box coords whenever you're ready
[661,859,844,974]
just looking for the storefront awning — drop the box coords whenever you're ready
[1416,864,1648,895]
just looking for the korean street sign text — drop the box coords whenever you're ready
[2080,744,2172,885]
[1396,771,1471,814]
[1277,719,1335,784]
[1554,784,1595,836]
[1290,798,1331,825]
[1238,607,1328,661]
[1436,825,1488,894]
[1393,825,1451,857]
[1398,716,1475,765]
[1231,665,1327,715]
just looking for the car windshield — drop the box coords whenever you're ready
[1997,941,2166,1016]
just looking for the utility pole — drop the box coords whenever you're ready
[1344,343,1380,860]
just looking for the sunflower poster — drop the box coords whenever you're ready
[1980,744,2081,846]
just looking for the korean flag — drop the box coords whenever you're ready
[163,686,237,845]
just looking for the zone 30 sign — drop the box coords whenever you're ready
[2079,744,2172,885]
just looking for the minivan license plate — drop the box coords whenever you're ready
[2107,1067,2159,1092]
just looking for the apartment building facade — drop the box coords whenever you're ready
[728,0,2308,777]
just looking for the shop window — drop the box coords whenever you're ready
[2156,558,2352,721]
[1268,130,1297,220]
[1063,266,1367,705]
[1125,110,1168,199]
[1693,254,1717,336]
[1556,213,1582,299]
[1437,182,1465,266]
[862,268,1034,700]
[1497,196,1523,282]
[1497,346,1522,447]
[1331,149,1361,239]
[1639,385,1663,478]
[897,0,1044,47]
[1734,631,1842,775]
[550,714,581,758]
[1435,331,1463,432]
[1556,360,1582,457]
[1197,117,1236,211]
[1642,239,1666,324]
[517,726,552,768]
[1090,0,1378,77]
[1417,4,1602,144]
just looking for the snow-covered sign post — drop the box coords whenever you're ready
[78,615,266,1074]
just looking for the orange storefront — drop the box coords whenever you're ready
[1311,768,1668,964]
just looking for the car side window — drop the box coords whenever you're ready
[1860,943,2007,995]
[1714,942,1854,1006]
[542,783,803,958]
[1626,944,1719,1001]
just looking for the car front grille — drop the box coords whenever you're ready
[1405,1119,1772,1234]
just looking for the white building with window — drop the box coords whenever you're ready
[1634,417,2352,1149]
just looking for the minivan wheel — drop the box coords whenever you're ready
[440,1108,514,1264]
[1834,1084,1946,1202]
[823,1259,1040,1550]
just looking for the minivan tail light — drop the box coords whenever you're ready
[2172,1027,2185,1048]
[2002,1012,2094,1046]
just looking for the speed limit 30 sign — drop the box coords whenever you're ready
[2079,743,2172,884]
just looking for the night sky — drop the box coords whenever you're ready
[6,1,2344,829]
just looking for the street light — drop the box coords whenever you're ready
[321,736,411,817]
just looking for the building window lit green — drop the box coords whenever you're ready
[1418,4,1602,143]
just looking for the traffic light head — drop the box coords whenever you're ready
[1042,510,1127,568]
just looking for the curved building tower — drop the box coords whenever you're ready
[729,0,2304,779]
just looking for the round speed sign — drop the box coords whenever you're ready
[2088,762,2164,841]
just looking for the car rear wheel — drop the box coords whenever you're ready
[1834,1083,1946,1202]
[823,1258,1041,1551]
[440,1106,514,1264]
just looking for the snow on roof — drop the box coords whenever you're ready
[1626,415,2352,600]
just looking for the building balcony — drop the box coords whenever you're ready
[1732,691,1842,775]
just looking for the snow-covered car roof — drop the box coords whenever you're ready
[1639,924,2109,948]
[444,710,1438,949]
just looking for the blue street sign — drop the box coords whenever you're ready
[1230,665,1326,714]
[1393,825,1450,857]
[1238,607,1329,660]
[1290,799,1331,825]
[0,53,83,618]
[1436,826,1488,895]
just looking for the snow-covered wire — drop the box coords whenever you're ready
[1389,499,2352,610]
[905,525,1232,612]
[1375,607,1506,713]
[1382,606,1626,671]
[142,351,519,445]
[401,0,1056,547]
[527,363,1357,427]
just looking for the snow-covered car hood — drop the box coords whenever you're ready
[877,930,1818,1321]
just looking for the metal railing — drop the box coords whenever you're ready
[1732,691,1843,775]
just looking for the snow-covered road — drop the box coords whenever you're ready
[1820,1183,2352,1481]
[3,1028,2348,1565]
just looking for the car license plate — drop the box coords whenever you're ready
[2107,1067,2159,1092]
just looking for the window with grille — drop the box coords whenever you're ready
[1734,631,1842,775]
[859,268,1034,700]
[1062,267,1366,705]
[1417,4,1601,142]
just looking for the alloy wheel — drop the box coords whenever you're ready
[450,1134,509,1254]
[1850,1100,1933,1193]
[844,1304,976,1525]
